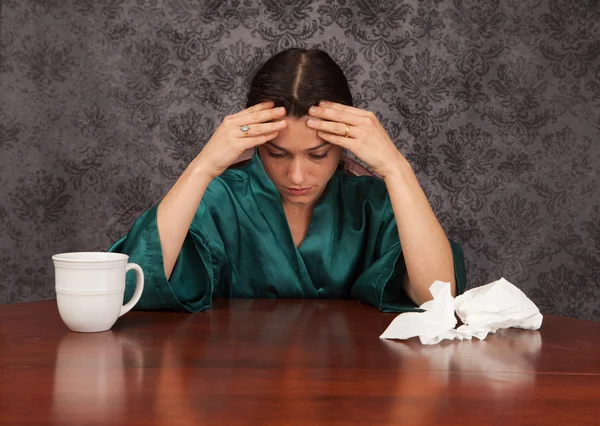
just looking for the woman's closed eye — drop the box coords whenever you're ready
[309,151,329,160]
[267,150,287,158]
[267,150,329,159]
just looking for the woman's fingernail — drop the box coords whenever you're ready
[307,118,316,125]
[309,106,318,114]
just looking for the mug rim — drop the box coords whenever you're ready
[52,252,129,262]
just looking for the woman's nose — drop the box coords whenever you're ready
[288,158,307,185]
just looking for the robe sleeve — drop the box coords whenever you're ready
[108,202,226,312]
[350,198,467,313]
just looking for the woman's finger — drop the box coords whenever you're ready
[240,132,280,150]
[230,106,286,126]
[316,130,353,150]
[232,120,287,138]
[318,100,372,117]
[228,101,275,119]
[308,105,364,126]
[306,118,360,138]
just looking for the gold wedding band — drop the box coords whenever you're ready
[344,124,350,138]
[241,125,250,137]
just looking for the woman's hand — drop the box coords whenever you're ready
[194,101,287,179]
[306,101,404,178]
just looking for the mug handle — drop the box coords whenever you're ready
[120,263,144,317]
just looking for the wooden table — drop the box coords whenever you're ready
[1,299,599,425]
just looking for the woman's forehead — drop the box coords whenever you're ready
[271,117,326,152]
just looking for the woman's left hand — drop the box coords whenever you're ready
[306,101,405,178]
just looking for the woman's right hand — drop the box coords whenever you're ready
[192,101,287,179]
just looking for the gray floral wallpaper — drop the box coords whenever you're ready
[1,0,599,320]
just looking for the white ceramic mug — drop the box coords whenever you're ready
[52,252,144,333]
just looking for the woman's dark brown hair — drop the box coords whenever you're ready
[246,48,353,115]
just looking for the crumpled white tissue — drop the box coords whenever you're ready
[379,277,543,345]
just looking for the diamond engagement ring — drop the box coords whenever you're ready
[241,125,250,137]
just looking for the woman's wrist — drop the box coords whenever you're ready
[187,156,217,184]
[381,154,414,185]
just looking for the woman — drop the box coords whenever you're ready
[109,48,466,312]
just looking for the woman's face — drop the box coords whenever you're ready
[258,116,342,207]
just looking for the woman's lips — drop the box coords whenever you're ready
[286,187,312,196]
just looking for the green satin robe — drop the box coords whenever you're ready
[109,152,466,313]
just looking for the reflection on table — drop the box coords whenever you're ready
[1,299,599,425]
[52,332,143,424]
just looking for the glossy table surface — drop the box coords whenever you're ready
[1,299,599,425]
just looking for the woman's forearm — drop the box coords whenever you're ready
[383,157,456,305]
[157,159,213,279]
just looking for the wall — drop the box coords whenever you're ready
[1,0,599,319]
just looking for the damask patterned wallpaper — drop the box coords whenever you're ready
[0,1,599,319]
